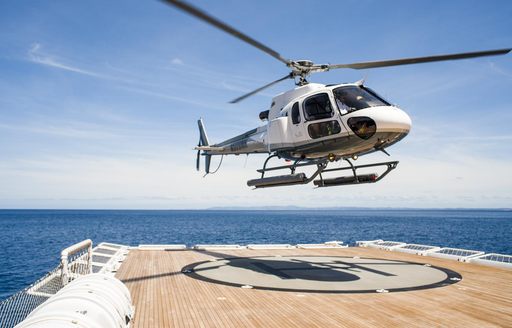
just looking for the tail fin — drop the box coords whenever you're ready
[198,118,210,147]
[197,118,212,173]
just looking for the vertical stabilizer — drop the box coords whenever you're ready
[198,118,210,146]
[197,118,212,173]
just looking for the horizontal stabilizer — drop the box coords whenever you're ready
[195,146,224,152]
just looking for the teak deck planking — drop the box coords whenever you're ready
[115,247,512,327]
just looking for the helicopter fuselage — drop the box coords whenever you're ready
[203,82,411,161]
[166,0,509,185]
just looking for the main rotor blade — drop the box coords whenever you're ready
[162,0,291,66]
[229,74,293,103]
[327,48,512,70]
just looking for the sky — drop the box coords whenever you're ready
[0,0,511,209]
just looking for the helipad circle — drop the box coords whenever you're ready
[182,256,461,293]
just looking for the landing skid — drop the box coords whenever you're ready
[314,160,398,187]
[247,155,398,188]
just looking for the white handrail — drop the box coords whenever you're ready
[61,239,93,285]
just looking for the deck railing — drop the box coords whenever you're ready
[0,240,93,328]
[60,239,93,286]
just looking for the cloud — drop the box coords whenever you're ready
[489,62,512,79]
[171,58,184,65]
[164,59,265,84]
[27,43,106,78]
[0,145,511,209]
[24,43,269,107]
[162,59,279,98]
[115,85,236,111]
[0,121,120,140]
[24,42,281,111]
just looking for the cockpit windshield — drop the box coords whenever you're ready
[333,86,390,114]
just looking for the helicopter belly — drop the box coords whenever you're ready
[278,131,403,159]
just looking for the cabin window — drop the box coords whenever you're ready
[303,93,333,121]
[308,120,341,139]
[291,102,301,124]
[333,86,390,115]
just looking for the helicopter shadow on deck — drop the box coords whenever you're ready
[189,250,397,283]
[223,257,360,282]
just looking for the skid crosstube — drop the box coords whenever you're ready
[247,158,398,188]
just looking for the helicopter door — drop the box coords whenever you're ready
[289,102,306,142]
[302,92,346,141]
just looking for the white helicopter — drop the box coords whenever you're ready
[164,0,511,188]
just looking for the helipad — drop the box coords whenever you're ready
[182,255,461,293]
[114,246,512,327]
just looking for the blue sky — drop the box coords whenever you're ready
[0,0,511,209]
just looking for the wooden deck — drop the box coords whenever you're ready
[115,247,512,327]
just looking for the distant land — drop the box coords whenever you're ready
[206,206,512,211]
[0,207,511,211]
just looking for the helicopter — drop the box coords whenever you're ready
[164,0,511,189]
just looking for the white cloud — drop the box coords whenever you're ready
[171,58,184,65]
[0,145,511,209]
[115,85,235,112]
[0,121,120,140]
[489,62,512,79]
[28,43,106,78]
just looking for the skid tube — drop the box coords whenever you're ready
[247,154,399,188]
[314,160,399,187]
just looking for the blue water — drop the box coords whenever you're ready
[0,209,511,300]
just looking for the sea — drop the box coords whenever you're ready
[0,209,511,300]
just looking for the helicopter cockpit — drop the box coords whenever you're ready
[333,86,390,115]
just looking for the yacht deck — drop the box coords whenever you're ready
[115,246,512,327]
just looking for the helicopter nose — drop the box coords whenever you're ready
[345,106,411,141]
[392,108,412,133]
[374,106,412,134]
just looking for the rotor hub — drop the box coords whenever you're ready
[294,60,314,67]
